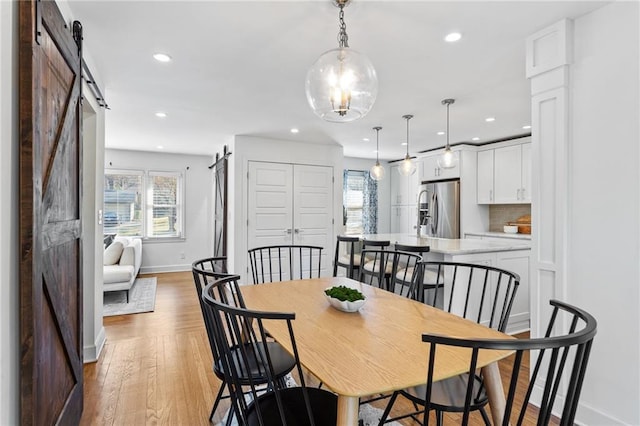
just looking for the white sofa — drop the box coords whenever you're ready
[103,236,142,302]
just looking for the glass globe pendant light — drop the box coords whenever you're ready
[305,0,378,123]
[438,98,459,169]
[370,126,385,181]
[398,114,417,176]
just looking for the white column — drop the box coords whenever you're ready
[526,19,572,340]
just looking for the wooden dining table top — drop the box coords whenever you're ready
[240,276,514,398]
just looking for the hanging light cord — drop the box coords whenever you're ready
[374,126,381,163]
[403,114,413,156]
[446,102,450,149]
[337,3,349,48]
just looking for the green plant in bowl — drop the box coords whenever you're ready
[325,285,365,302]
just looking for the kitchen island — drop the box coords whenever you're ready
[359,233,531,333]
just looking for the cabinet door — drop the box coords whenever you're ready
[390,165,409,205]
[494,145,522,203]
[421,156,440,181]
[477,150,494,204]
[520,143,532,203]
[496,250,530,334]
[390,205,409,233]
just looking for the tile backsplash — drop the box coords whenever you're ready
[489,204,532,232]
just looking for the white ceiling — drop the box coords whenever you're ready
[67,0,608,160]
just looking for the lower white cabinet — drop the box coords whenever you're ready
[496,250,530,334]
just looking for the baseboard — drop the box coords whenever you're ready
[83,326,106,363]
[140,264,191,274]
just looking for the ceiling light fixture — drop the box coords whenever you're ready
[398,115,416,176]
[305,0,378,122]
[155,112,167,118]
[153,53,172,63]
[437,131,445,135]
[472,137,480,141]
[485,117,496,122]
[290,128,299,133]
[438,99,459,169]
[444,32,462,42]
[370,126,385,181]
[523,125,531,129]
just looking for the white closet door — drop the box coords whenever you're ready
[293,164,333,277]
[248,161,294,251]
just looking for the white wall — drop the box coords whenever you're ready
[104,149,215,272]
[343,157,391,234]
[569,2,639,423]
[0,1,19,423]
[230,136,343,282]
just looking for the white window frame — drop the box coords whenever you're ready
[104,168,186,241]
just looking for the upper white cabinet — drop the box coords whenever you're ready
[477,150,494,203]
[421,151,460,181]
[477,142,531,204]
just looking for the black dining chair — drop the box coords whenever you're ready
[410,299,597,425]
[359,240,392,289]
[201,280,338,425]
[380,261,520,424]
[248,245,323,284]
[333,235,362,279]
[191,266,295,423]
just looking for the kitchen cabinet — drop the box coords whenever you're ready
[421,151,460,181]
[390,165,419,234]
[477,142,531,204]
[496,250,530,334]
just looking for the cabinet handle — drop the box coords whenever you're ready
[521,188,526,199]
[517,189,521,200]
[490,190,493,201]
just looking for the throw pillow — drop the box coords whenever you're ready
[103,241,124,266]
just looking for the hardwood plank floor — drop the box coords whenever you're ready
[81,272,544,425]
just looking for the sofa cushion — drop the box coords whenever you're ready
[104,264,135,284]
[104,241,124,266]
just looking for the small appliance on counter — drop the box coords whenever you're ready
[417,178,460,238]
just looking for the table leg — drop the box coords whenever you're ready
[482,362,506,424]
[336,395,359,426]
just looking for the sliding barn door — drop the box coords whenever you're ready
[19,1,84,424]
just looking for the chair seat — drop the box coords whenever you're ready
[363,260,393,274]
[213,341,296,384]
[247,387,338,426]
[396,266,444,286]
[338,254,362,267]
[401,373,488,412]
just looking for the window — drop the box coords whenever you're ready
[104,169,184,239]
[343,170,378,235]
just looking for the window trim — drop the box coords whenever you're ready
[104,168,186,241]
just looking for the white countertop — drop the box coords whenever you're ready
[465,231,532,241]
[359,233,531,255]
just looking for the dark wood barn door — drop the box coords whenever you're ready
[19,1,84,423]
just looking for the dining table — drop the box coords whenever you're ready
[240,276,514,426]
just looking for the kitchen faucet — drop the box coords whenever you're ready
[417,188,429,237]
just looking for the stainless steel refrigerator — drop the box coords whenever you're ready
[418,179,460,238]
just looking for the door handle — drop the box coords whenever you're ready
[294,228,302,234]
[284,229,292,234]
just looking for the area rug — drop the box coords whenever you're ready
[103,277,157,317]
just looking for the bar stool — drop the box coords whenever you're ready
[393,243,441,303]
[360,240,392,290]
[332,235,362,279]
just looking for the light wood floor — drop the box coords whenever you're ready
[80,272,542,425]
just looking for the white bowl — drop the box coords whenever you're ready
[324,291,366,313]
[504,225,519,234]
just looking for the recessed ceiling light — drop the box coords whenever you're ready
[363,138,370,142]
[401,142,407,146]
[472,137,480,141]
[485,117,496,122]
[522,125,532,129]
[437,131,445,136]
[157,145,164,149]
[153,53,172,63]
[444,32,462,43]
[290,128,299,134]
[155,112,167,118]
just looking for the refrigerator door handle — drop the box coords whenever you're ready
[431,191,439,236]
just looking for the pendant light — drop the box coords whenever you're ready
[305,0,378,122]
[370,126,385,181]
[438,98,459,169]
[398,114,417,176]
